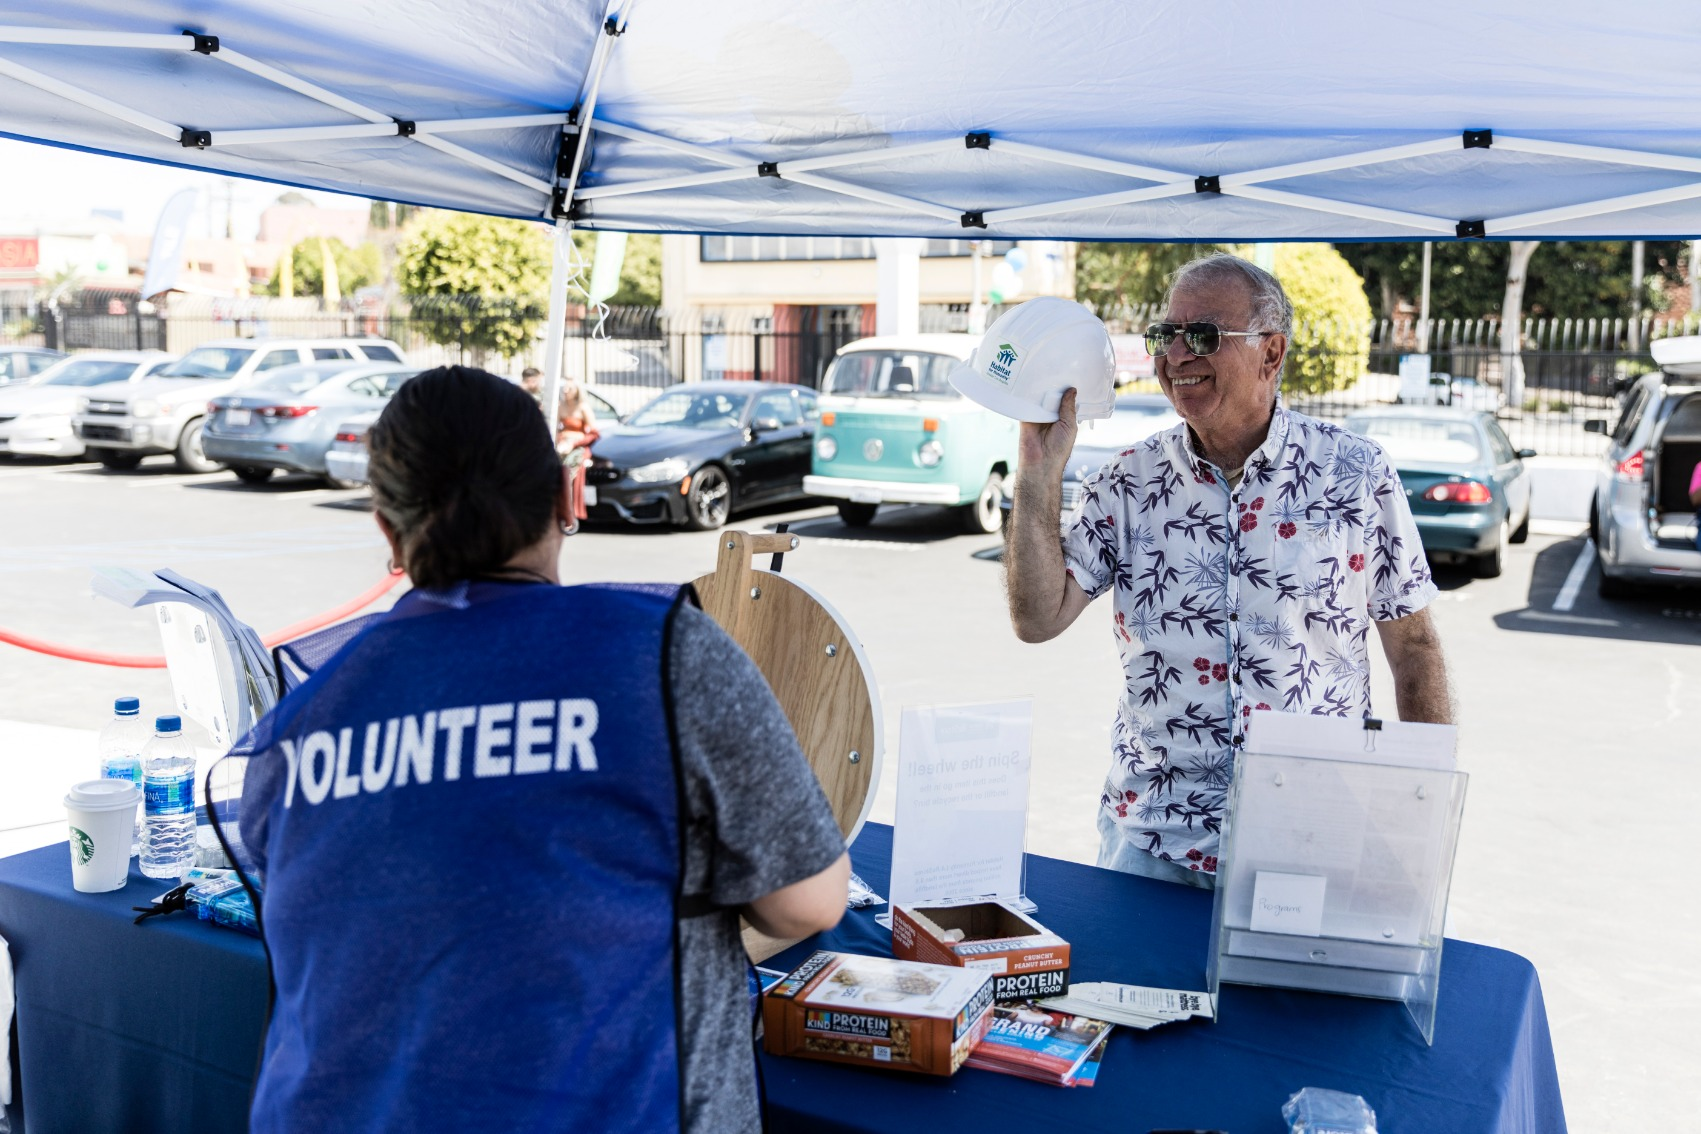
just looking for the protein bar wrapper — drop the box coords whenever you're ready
[763,951,996,1076]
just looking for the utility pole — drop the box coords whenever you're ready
[1418,242,1432,354]
[1630,240,1645,351]
[968,240,987,335]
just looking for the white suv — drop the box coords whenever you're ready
[72,337,407,472]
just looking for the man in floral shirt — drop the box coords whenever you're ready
[1006,255,1452,888]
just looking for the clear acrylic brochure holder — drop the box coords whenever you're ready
[1207,749,1467,1044]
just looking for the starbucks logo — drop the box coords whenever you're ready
[71,826,95,866]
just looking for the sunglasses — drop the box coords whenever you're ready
[1144,322,1266,358]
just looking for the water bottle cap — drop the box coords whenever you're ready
[155,714,182,733]
[114,696,140,715]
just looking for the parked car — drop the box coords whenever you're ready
[803,334,1017,533]
[72,337,406,472]
[0,346,66,387]
[585,381,817,530]
[1585,337,1701,595]
[324,387,624,489]
[0,350,173,458]
[203,361,419,486]
[999,393,1182,534]
[1343,407,1533,578]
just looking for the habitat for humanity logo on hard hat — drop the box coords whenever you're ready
[988,343,1019,383]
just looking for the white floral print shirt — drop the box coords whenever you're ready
[1060,402,1437,876]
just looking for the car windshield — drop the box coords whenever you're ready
[243,366,348,396]
[1348,417,1484,464]
[155,346,254,379]
[629,390,749,430]
[823,351,960,398]
[34,359,140,388]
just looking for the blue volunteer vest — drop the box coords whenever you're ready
[241,581,688,1133]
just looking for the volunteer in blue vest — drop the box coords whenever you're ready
[239,365,850,1134]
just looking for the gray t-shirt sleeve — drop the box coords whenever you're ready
[668,603,846,907]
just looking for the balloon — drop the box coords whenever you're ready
[1003,248,1028,272]
[990,261,1025,300]
[988,287,1007,304]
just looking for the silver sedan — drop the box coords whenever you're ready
[203,361,418,485]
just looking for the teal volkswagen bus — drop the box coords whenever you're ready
[803,335,1017,533]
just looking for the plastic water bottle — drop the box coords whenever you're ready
[98,696,149,856]
[140,714,197,880]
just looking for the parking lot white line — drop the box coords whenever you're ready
[1553,537,1595,612]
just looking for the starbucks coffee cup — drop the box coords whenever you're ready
[65,779,141,893]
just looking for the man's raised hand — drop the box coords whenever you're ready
[1018,387,1079,485]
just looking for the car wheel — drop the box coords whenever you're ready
[1474,517,1508,579]
[232,466,274,485]
[1588,497,1600,544]
[174,418,223,474]
[1510,507,1530,544]
[97,452,143,472]
[957,471,1004,535]
[681,464,732,531]
[837,501,879,527]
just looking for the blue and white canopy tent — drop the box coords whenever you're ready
[6,0,1701,410]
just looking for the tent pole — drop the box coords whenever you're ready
[543,219,575,444]
[1418,242,1432,355]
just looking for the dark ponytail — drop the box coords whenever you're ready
[367,366,561,588]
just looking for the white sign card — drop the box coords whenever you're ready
[889,700,1032,910]
[1249,871,1327,936]
[154,601,234,750]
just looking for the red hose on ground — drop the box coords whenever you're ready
[0,570,406,669]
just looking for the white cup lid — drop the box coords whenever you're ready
[65,778,142,811]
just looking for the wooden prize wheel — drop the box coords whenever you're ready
[691,530,882,961]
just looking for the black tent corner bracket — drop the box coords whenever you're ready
[1462,129,1493,149]
[1194,174,1220,194]
[551,191,587,222]
[555,130,580,179]
[960,211,987,229]
[604,15,625,35]
[393,119,416,137]
[1455,219,1486,239]
[964,131,991,150]
[179,128,212,149]
[181,30,219,54]
[757,161,780,178]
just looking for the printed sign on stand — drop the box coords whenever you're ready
[887,700,1033,918]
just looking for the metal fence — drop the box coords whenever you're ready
[12,293,1701,456]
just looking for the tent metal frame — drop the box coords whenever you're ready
[9,12,1701,421]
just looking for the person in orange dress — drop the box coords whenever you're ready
[557,381,600,520]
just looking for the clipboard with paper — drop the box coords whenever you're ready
[1206,710,1467,1044]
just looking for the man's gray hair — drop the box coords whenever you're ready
[1165,253,1293,337]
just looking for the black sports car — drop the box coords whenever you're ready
[585,381,821,530]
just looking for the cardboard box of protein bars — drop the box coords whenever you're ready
[891,900,1071,1002]
[762,951,995,1076]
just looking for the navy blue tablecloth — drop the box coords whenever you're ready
[0,826,1563,1133]
[762,824,1566,1134]
[0,843,268,1134]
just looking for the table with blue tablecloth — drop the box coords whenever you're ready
[0,824,1564,1133]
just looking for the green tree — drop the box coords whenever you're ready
[1336,241,1687,321]
[1074,243,1238,313]
[396,213,551,361]
[1273,244,1373,395]
[262,238,381,297]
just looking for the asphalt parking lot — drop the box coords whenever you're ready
[1,452,1697,1131]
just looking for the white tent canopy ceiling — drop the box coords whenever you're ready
[6,1,1701,243]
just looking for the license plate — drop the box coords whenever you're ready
[226,408,252,427]
[849,489,882,504]
[582,485,597,506]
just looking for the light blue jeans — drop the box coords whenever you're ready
[1096,811,1216,890]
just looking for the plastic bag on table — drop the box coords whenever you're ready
[1282,1087,1377,1134]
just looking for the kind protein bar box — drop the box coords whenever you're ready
[762,951,996,1076]
[891,900,1071,1002]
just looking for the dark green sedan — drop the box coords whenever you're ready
[1344,407,1535,578]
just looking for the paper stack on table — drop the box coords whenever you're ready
[1036,982,1214,1030]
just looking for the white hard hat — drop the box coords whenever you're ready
[948,297,1115,423]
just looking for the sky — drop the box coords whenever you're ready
[0,137,366,241]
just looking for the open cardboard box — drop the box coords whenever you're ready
[892,900,1070,1001]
